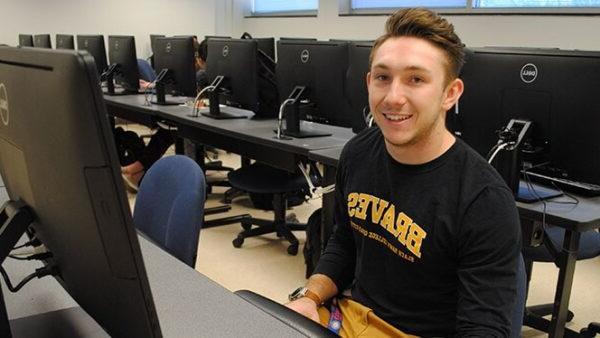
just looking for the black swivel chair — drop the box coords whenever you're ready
[522,226,600,336]
[205,162,313,255]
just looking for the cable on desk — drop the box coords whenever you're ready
[8,252,53,261]
[10,237,39,251]
[0,263,57,293]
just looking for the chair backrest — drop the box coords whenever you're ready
[511,254,527,338]
[137,58,157,82]
[133,155,205,267]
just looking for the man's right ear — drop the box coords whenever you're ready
[366,72,371,87]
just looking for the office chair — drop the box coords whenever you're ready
[205,162,310,255]
[133,155,205,267]
[522,226,600,334]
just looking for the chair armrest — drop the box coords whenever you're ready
[234,290,338,338]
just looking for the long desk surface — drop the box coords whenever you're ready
[104,95,355,172]
[0,185,321,337]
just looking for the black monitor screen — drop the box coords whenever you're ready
[276,40,350,128]
[56,34,74,49]
[76,35,108,76]
[0,46,161,337]
[346,41,373,133]
[18,34,33,47]
[153,36,197,97]
[206,38,278,118]
[108,35,140,92]
[453,47,600,187]
[33,34,51,48]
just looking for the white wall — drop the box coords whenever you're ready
[1,0,219,58]
[232,0,600,51]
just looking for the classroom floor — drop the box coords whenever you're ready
[123,123,600,337]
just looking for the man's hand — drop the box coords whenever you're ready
[285,297,320,323]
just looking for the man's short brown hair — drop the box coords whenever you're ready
[369,8,465,83]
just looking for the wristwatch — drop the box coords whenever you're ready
[288,286,322,305]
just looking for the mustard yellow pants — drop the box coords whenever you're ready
[317,298,418,338]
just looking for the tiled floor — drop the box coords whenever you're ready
[123,123,600,337]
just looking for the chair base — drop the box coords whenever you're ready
[523,304,579,338]
[232,217,305,255]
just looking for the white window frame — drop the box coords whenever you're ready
[246,0,318,17]
[339,0,600,15]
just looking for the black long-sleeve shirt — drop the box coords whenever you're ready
[314,127,521,337]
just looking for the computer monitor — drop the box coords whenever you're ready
[149,34,165,54]
[18,34,33,47]
[76,35,108,76]
[346,41,373,133]
[204,38,277,119]
[275,40,350,138]
[152,36,197,105]
[33,34,51,48]
[451,47,600,195]
[280,37,317,41]
[0,46,161,337]
[106,35,140,95]
[55,34,74,49]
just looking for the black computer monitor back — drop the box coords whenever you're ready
[0,46,161,337]
[108,35,140,92]
[149,34,165,54]
[18,34,33,47]
[154,36,197,97]
[76,35,108,76]
[33,34,52,48]
[55,34,74,49]
[276,40,351,127]
[346,41,373,133]
[454,47,600,187]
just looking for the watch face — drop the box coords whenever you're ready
[289,286,305,301]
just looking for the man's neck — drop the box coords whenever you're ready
[385,129,456,165]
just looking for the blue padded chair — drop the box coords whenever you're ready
[137,58,156,82]
[522,226,600,334]
[133,155,205,267]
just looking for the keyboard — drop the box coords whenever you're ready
[524,171,600,196]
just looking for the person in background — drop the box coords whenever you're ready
[286,8,521,337]
[121,37,208,191]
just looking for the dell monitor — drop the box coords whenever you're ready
[0,46,161,337]
[33,34,51,48]
[346,41,373,133]
[275,40,350,138]
[55,34,74,49]
[18,34,33,47]
[152,36,197,105]
[106,35,140,95]
[451,47,600,196]
[76,35,108,76]
[149,34,165,54]
[204,38,277,119]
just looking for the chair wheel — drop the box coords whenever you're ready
[241,222,251,231]
[287,244,298,255]
[286,213,299,223]
[232,236,244,248]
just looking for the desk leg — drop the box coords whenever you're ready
[548,230,581,338]
[320,165,336,253]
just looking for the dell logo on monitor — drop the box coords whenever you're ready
[0,83,9,126]
[222,45,229,57]
[300,49,310,63]
[166,42,172,54]
[114,41,120,51]
[520,63,538,83]
[84,40,89,48]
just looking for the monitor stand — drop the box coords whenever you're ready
[200,87,246,119]
[516,180,563,203]
[0,200,35,337]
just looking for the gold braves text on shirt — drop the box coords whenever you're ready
[347,192,427,259]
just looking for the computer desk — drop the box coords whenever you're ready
[104,94,355,259]
[0,187,332,337]
[307,145,600,338]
